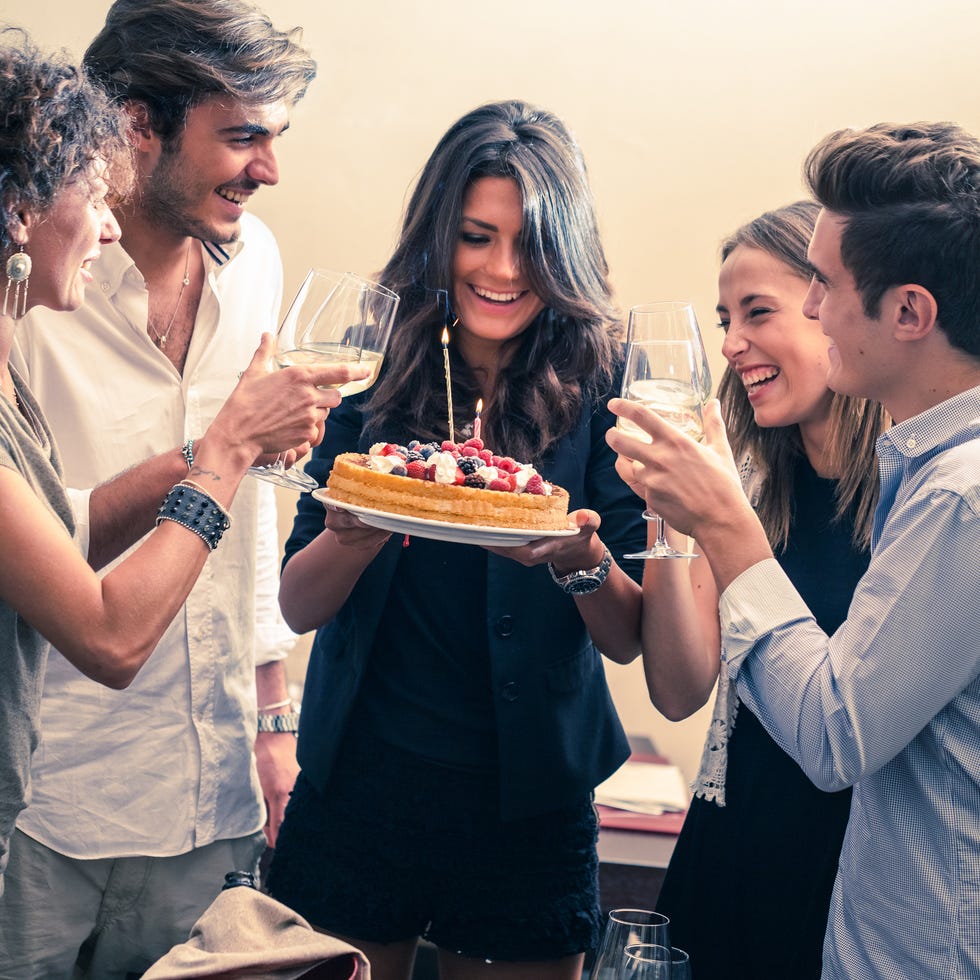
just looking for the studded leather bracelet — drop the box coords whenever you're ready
[155,481,231,552]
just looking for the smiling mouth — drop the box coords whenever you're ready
[740,366,780,394]
[471,284,525,304]
[216,187,249,206]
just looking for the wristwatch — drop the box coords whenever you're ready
[548,546,612,595]
[256,710,300,734]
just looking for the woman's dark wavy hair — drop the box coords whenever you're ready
[83,0,316,145]
[804,121,980,358]
[0,29,133,251]
[717,201,889,551]
[367,99,622,462]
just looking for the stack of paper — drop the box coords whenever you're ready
[595,759,689,815]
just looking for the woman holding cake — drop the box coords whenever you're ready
[607,202,890,979]
[270,100,648,980]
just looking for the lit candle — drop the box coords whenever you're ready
[473,399,483,441]
[442,324,455,444]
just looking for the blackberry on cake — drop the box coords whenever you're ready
[326,437,570,531]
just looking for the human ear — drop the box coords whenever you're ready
[124,101,157,148]
[5,208,33,245]
[891,285,938,343]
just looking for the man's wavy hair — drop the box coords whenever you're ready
[83,0,317,143]
[0,29,133,251]
[805,121,980,358]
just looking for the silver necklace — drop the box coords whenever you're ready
[148,240,192,350]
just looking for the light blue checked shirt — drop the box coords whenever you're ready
[720,384,980,980]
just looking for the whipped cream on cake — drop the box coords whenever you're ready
[326,438,569,531]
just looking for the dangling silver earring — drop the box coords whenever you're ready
[3,248,31,319]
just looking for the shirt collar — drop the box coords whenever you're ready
[95,234,247,298]
[877,383,980,461]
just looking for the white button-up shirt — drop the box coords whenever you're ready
[12,214,296,857]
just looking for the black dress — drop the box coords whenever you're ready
[656,456,868,980]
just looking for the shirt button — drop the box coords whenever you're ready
[101,281,111,292]
[501,681,520,702]
[495,615,514,638]
[905,437,917,449]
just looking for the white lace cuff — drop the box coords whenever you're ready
[691,666,739,805]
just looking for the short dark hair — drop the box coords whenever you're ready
[804,122,980,357]
[0,29,132,251]
[83,0,317,143]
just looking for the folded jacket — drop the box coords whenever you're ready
[142,884,368,979]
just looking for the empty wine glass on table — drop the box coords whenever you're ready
[591,909,671,980]
[620,944,691,980]
[617,301,712,559]
[249,268,399,491]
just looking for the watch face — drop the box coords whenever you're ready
[565,575,602,595]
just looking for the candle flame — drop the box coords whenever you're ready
[441,327,449,345]
[476,398,483,414]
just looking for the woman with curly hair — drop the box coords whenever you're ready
[269,100,647,980]
[0,31,353,898]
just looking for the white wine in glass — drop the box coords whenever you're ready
[618,327,707,559]
[275,344,385,396]
[250,268,399,491]
[619,375,704,443]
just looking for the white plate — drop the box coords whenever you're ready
[312,489,578,547]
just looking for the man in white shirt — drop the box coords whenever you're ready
[1,1,320,976]
[608,122,980,979]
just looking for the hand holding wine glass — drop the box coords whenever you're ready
[613,301,712,559]
[250,268,399,491]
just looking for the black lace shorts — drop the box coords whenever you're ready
[267,733,602,962]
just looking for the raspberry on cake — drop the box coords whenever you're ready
[325,438,570,531]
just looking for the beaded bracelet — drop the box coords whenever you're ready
[155,481,231,551]
[181,439,195,471]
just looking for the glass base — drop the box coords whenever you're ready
[626,509,699,559]
[247,462,318,492]
[624,545,697,560]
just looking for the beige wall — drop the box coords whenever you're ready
[13,0,980,781]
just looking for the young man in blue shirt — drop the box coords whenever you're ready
[609,122,980,980]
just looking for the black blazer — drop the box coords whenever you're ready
[284,372,645,820]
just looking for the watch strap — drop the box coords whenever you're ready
[256,710,300,734]
[547,546,612,594]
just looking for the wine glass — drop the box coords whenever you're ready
[626,301,713,400]
[591,909,671,980]
[620,944,691,980]
[618,338,704,559]
[249,268,399,491]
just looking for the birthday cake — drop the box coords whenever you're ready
[326,438,570,531]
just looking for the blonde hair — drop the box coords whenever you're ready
[718,201,889,551]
